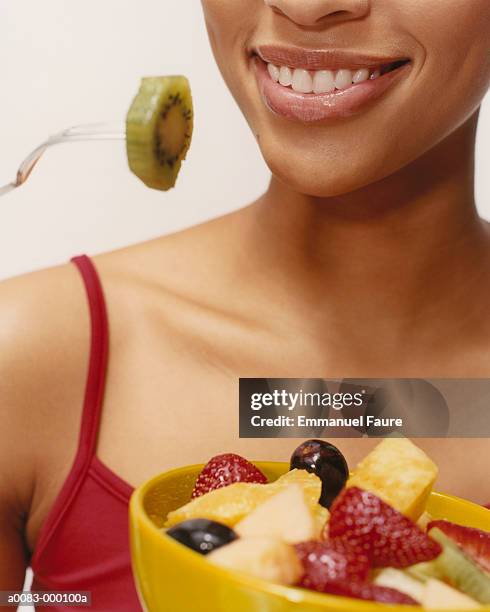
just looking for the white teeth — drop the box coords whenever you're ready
[279,66,293,86]
[334,69,353,90]
[292,68,313,93]
[267,63,280,82]
[352,68,370,84]
[267,62,384,92]
[313,70,335,94]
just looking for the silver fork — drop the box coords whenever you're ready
[0,122,126,197]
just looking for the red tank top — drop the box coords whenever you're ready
[30,255,141,611]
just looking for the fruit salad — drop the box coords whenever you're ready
[163,439,490,609]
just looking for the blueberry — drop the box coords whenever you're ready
[290,440,349,509]
[166,519,238,555]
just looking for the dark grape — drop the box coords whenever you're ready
[290,440,349,509]
[166,519,238,555]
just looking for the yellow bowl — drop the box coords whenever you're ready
[130,462,490,612]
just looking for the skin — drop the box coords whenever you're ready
[1,0,490,595]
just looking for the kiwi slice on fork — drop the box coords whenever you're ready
[126,76,193,191]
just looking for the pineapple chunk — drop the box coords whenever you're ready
[236,484,318,544]
[165,469,321,528]
[313,505,330,539]
[347,439,437,521]
[423,579,481,609]
[209,537,303,585]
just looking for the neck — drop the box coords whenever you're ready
[239,113,489,351]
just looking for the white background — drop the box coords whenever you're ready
[1,1,489,281]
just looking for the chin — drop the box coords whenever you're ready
[263,149,386,199]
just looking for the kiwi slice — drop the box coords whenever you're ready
[126,76,193,191]
[429,527,490,604]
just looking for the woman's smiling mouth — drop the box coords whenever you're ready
[253,45,411,123]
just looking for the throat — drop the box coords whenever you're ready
[237,156,488,360]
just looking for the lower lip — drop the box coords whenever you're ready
[254,57,411,123]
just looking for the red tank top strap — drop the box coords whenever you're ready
[32,255,110,561]
[71,254,109,461]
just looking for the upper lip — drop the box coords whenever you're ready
[255,44,410,71]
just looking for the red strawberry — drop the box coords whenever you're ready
[323,581,419,605]
[428,520,490,573]
[191,454,267,499]
[295,541,370,591]
[328,487,442,568]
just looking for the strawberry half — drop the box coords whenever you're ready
[428,519,490,574]
[191,454,267,499]
[323,581,419,605]
[328,487,441,568]
[295,541,370,592]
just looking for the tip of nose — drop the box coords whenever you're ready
[265,1,370,27]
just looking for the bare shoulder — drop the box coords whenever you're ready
[0,263,90,516]
[93,210,248,309]
[0,262,90,395]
